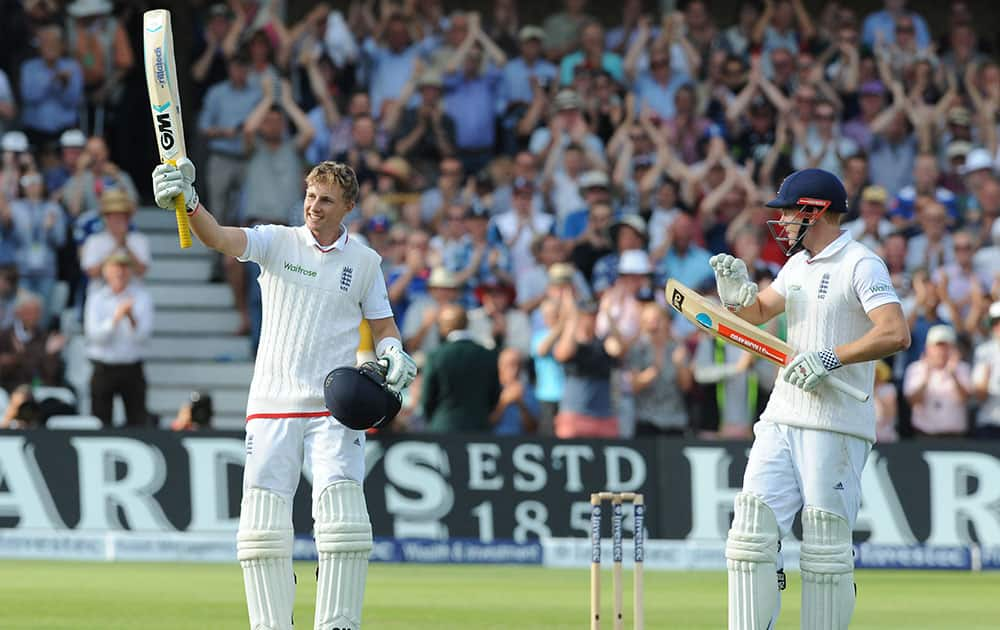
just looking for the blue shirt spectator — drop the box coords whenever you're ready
[198,58,263,157]
[361,19,434,119]
[499,54,557,113]
[559,51,624,86]
[862,6,931,50]
[19,26,84,136]
[444,66,503,150]
[891,185,959,223]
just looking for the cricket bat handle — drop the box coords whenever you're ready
[167,158,192,249]
[828,375,870,403]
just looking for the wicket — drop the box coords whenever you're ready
[590,492,645,630]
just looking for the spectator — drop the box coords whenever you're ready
[844,185,894,251]
[542,0,593,61]
[972,302,1000,438]
[973,220,1000,290]
[84,250,153,427]
[499,26,557,152]
[596,249,652,346]
[421,303,501,432]
[905,201,955,274]
[874,360,899,443]
[530,297,566,436]
[394,72,457,183]
[903,324,972,437]
[625,33,691,122]
[62,134,139,221]
[198,52,263,226]
[516,236,591,316]
[402,267,462,355]
[902,268,949,372]
[891,153,958,227]
[529,89,605,168]
[8,170,65,317]
[933,230,986,335]
[0,291,65,392]
[362,11,433,120]
[65,0,134,137]
[387,228,433,321]
[242,78,315,224]
[468,279,531,354]
[868,109,917,197]
[552,292,624,438]
[862,0,931,50]
[19,24,83,148]
[79,189,150,285]
[334,114,386,190]
[455,202,513,298]
[191,3,236,108]
[625,302,693,437]
[843,81,888,152]
[490,347,539,435]
[558,168,613,241]
[44,128,86,197]
[1,131,35,201]
[560,20,623,87]
[653,212,714,291]
[492,177,555,277]
[790,99,857,177]
[569,201,617,286]
[443,19,507,174]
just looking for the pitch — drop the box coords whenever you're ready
[2,561,998,628]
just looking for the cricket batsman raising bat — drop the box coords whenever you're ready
[717,169,910,629]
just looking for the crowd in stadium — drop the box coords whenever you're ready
[0,0,998,440]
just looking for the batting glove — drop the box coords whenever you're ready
[152,157,199,212]
[784,349,842,393]
[709,254,758,312]
[377,338,417,392]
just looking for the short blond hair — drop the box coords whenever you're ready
[305,161,360,204]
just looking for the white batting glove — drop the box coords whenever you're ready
[377,339,417,392]
[784,349,842,393]
[709,254,758,312]
[152,157,199,212]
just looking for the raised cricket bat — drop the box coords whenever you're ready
[665,278,870,402]
[143,9,191,249]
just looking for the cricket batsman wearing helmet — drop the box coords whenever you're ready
[713,169,910,629]
[152,158,416,630]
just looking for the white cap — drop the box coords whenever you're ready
[428,267,460,289]
[926,324,957,345]
[989,301,1000,321]
[579,170,610,189]
[1,130,29,153]
[961,148,994,175]
[60,129,86,148]
[618,249,652,275]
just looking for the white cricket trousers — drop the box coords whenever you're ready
[742,421,871,534]
[243,414,367,504]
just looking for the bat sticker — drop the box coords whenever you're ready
[695,312,713,328]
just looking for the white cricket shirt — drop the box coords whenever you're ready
[238,224,393,419]
[762,230,900,442]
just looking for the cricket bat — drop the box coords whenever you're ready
[143,9,191,249]
[665,278,870,403]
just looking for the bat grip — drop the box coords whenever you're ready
[166,159,192,249]
[828,376,870,403]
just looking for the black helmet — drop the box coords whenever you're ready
[323,362,402,431]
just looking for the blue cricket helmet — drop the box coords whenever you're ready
[766,168,849,213]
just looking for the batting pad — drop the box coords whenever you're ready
[726,492,781,630]
[800,507,855,630]
[314,480,373,630]
[238,488,296,630]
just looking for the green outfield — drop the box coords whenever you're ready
[2,561,998,629]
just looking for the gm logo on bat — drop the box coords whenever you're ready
[152,102,175,152]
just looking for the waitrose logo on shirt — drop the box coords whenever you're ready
[284,261,317,278]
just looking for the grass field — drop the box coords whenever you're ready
[2,561,999,628]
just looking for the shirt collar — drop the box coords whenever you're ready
[446,329,477,342]
[806,230,852,264]
[307,224,349,253]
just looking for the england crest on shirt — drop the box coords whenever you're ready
[340,266,353,292]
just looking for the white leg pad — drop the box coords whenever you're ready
[313,480,373,630]
[238,488,296,630]
[800,506,856,630]
[726,492,781,630]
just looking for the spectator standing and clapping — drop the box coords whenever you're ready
[972,302,1000,438]
[492,177,554,277]
[0,292,65,393]
[64,0,134,137]
[844,186,894,252]
[84,250,153,427]
[8,171,65,318]
[18,25,83,148]
[490,347,539,436]
[905,201,955,275]
[625,302,693,437]
[542,0,594,62]
[498,26,557,154]
[421,303,500,433]
[530,297,566,436]
[903,324,972,437]
[198,52,263,227]
[62,134,139,222]
[393,72,457,184]
[468,279,530,355]
[401,267,461,355]
[552,293,624,438]
[44,128,86,198]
